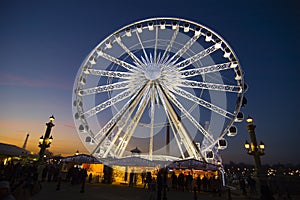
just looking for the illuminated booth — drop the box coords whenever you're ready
[61,154,104,182]
[166,158,219,180]
[103,157,219,186]
[60,154,220,185]
[107,156,159,185]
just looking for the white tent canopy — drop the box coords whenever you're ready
[61,154,101,164]
[0,143,30,157]
[108,156,159,167]
[167,158,219,171]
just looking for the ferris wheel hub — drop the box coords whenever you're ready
[144,64,162,80]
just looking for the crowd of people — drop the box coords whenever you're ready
[171,171,222,193]
[65,166,88,185]
[0,162,40,200]
[0,161,260,200]
[140,169,223,195]
[0,161,90,199]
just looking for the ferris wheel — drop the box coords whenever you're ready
[72,17,246,164]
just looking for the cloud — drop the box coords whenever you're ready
[63,123,76,129]
[0,73,72,90]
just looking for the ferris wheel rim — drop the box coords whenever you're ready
[72,17,245,164]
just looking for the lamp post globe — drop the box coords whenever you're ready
[246,116,253,124]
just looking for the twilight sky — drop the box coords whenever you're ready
[0,0,299,164]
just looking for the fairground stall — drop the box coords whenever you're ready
[61,154,103,182]
[105,156,160,185]
[167,158,220,180]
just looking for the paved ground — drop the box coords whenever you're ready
[29,181,300,200]
[30,181,254,200]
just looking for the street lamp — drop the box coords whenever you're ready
[38,115,55,163]
[244,116,266,198]
[246,116,253,123]
[259,142,265,152]
[244,140,250,150]
[244,116,265,158]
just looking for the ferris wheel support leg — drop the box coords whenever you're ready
[117,90,150,157]
[91,84,148,155]
[113,85,150,156]
[157,85,201,159]
[156,85,185,159]
[165,109,185,159]
[103,86,147,158]
[148,85,156,160]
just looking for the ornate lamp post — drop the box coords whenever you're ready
[38,115,55,163]
[244,116,265,172]
[244,116,266,198]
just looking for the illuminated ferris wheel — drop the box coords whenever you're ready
[72,17,246,164]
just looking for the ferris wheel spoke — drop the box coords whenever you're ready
[161,26,179,62]
[91,83,150,155]
[157,85,203,159]
[97,50,142,72]
[179,80,242,93]
[171,97,215,145]
[175,44,219,71]
[115,86,151,157]
[82,85,144,119]
[154,26,159,63]
[135,31,150,63]
[78,81,131,96]
[164,34,201,67]
[172,87,234,119]
[88,69,133,80]
[180,62,234,78]
[115,36,144,67]
[160,84,215,144]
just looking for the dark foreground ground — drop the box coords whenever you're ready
[29,181,240,200]
[25,181,298,200]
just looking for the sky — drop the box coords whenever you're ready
[0,0,299,165]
